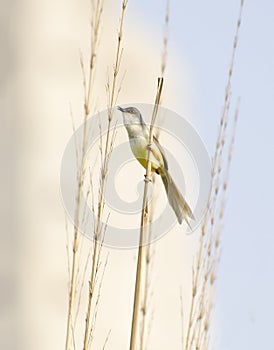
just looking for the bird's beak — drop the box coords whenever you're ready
[117,106,125,112]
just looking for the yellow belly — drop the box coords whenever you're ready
[129,136,162,172]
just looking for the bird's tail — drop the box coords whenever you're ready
[159,168,194,227]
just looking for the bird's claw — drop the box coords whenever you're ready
[144,174,152,183]
[147,143,153,151]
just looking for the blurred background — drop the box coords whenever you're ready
[1,0,274,349]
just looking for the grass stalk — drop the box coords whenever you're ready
[184,1,244,349]
[65,2,104,349]
[82,1,128,349]
[129,77,164,350]
[200,101,240,350]
[185,0,244,350]
[139,3,169,347]
[139,174,156,350]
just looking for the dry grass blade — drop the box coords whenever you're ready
[139,174,156,350]
[139,4,169,347]
[88,254,109,348]
[85,0,105,116]
[129,77,164,350]
[65,216,72,288]
[180,288,185,348]
[102,330,111,350]
[161,0,169,77]
[183,1,244,349]
[82,1,128,349]
[200,100,240,350]
[64,1,104,349]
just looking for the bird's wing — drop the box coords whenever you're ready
[153,135,168,170]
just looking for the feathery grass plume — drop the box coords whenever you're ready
[82,1,128,349]
[65,1,105,349]
[129,77,164,350]
[183,1,244,349]
[161,0,169,78]
[139,3,170,349]
[199,102,240,350]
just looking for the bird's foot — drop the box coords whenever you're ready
[144,174,152,183]
[147,143,153,151]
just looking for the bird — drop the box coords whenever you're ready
[117,106,194,226]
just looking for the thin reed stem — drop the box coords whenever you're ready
[139,4,169,347]
[200,101,240,350]
[161,0,169,78]
[139,174,156,350]
[184,1,244,349]
[82,1,128,349]
[129,77,164,350]
[65,1,104,349]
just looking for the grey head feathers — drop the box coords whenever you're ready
[117,106,146,128]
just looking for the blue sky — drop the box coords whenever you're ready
[133,1,274,348]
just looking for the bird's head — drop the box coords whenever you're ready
[117,106,145,127]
